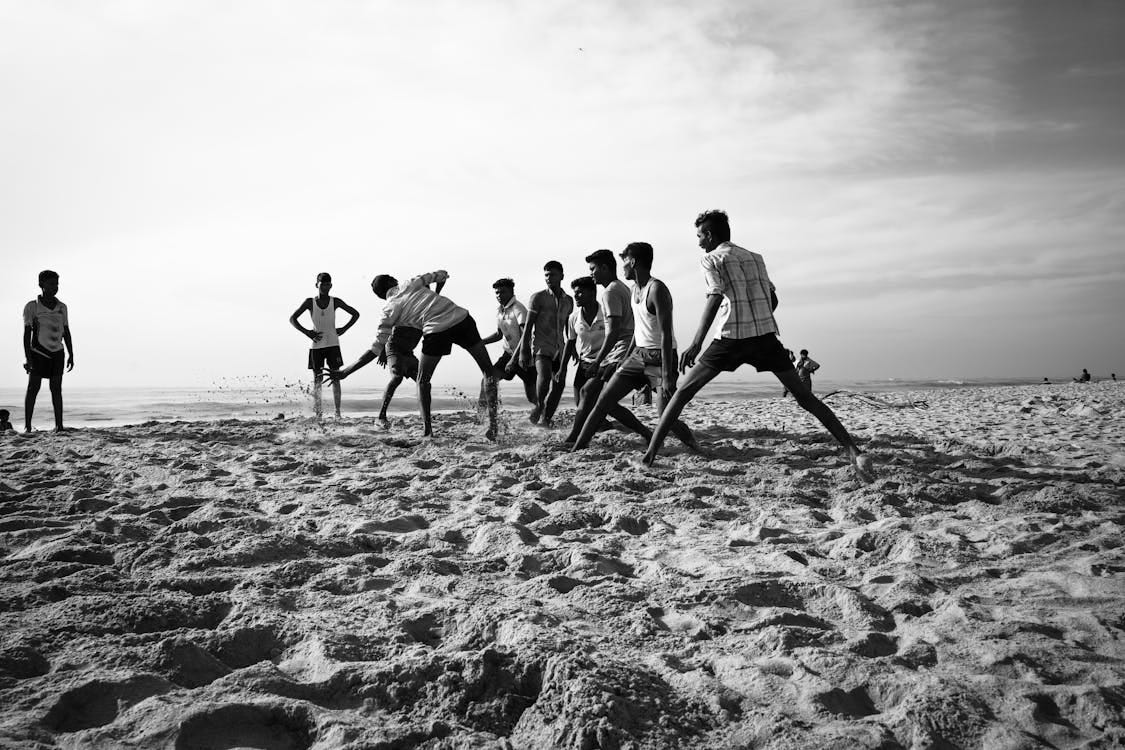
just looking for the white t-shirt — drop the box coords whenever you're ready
[567,304,606,363]
[23,298,69,354]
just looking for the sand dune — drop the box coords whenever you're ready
[1,383,1123,748]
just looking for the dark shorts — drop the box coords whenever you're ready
[421,314,483,357]
[388,327,423,378]
[29,348,65,379]
[573,360,599,391]
[614,347,675,391]
[698,333,794,373]
[494,351,535,382]
[308,345,344,371]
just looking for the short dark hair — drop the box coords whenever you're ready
[800,349,809,356]
[316,272,332,284]
[570,276,596,293]
[492,277,515,290]
[621,242,654,268]
[543,260,563,274]
[695,210,731,241]
[584,249,616,271]
[0,409,9,420]
[38,269,59,286]
[371,274,398,299]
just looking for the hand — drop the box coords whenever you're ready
[596,361,614,379]
[335,328,346,336]
[308,330,323,343]
[662,369,676,395]
[553,367,566,384]
[377,351,388,368]
[679,342,702,373]
[519,351,531,369]
[660,384,674,403]
[504,360,518,377]
[326,367,349,382]
[67,356,74,373]
[23,361,32,374]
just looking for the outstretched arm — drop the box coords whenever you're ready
[334,298,361,336]
[679,294,722,372]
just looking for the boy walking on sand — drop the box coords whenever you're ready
[640,210,872,482]
[23,270,73,433]
[289,272,360,418]
[516,261,574,427]
[480,278,537,408]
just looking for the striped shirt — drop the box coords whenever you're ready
[700,242,778,339]
[371,271,468,354]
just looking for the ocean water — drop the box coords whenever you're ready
[0,376,1054,429]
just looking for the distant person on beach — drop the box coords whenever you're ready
[516,261,574,427]
[796,349,820,393]
[1113,373,1118,382]
[0,409,13,433]
[332,271,499,440]
[570,242,699,452]
[1042,377,1050,384]
[289,272,360,419]
[376,325,423,427]
[1075,368,1091,383]
[23,270,73,433]
[479,278,537,409]
[639,210,872,482]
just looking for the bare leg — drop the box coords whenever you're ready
[24,375,42,432]
[49,375,64,431]
[464,341,499,440]
[658,385,699,451]
[641,363,720,464]
[542,364,567,426]
[417,354,443,437]
[312,369,324,419]
[605,403,651,441]
[565,378,604,444]
[380,374,405,423]
[530,357,551,423]
[573,375,638,449]
[330,371,342,417]
[776,369,871,481]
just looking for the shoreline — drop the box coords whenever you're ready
[1,382,1122,747]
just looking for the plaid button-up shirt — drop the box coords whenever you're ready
[700,242,778,339]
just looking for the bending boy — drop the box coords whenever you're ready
[334,271,499,440]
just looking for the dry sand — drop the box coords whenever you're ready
[1,382,1123,749]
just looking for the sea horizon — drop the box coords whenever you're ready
[0,375,1100,430]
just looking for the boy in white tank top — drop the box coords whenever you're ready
[289,272,360,418]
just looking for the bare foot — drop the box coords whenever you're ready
[528,407,542,425]
[850,450,875,483]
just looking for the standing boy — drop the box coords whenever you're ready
[516,261,574,427]
[289,272,360,418]
[480,278,537,408]
[23,270,73,432]
[796,349,820,393]
[640,210,871,482]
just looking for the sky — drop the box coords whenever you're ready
[2,0,1123,391]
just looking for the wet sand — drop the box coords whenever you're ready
[1,382,1123,748]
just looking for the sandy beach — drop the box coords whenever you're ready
[1,382,1122,749]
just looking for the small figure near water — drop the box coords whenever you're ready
[289,272,360,419]
[1074,368,1091,383]
[796,349,820,393]
[23,269,74,433]
[0,409,13,433]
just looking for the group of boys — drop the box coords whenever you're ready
[288,209,871,480]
